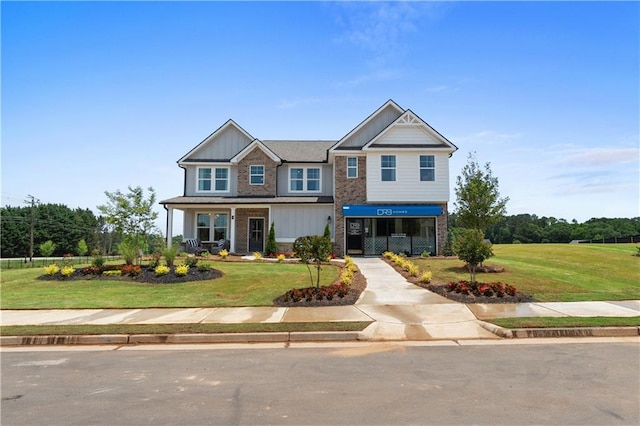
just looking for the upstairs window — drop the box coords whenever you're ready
[290,168,304,191]
[214,168,229,191]
[420,155,435,182]
[198,168,211,191]
[250,165,264,185]
[381,155,396,182]
[347,157,358,178]
[197,167,229,192]
[289,167,321,192]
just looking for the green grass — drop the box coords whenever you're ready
[0,321,372,337]
[489,316,640,329]
[0,261,340,309]
[414,244,640,302]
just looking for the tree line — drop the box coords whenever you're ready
[449,213,640,244]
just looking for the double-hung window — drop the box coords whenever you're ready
[419,155,435,182]
[198,167,229,192]
[196,213,228,242]
[347,157,358,178]
[381,155,396,182]
[250,165,264,185]
[289,167,321,192]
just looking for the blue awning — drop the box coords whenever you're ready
[342,204,443,217]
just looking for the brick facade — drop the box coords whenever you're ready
[234,208,269,253]
[236,148,277,196]
[333,155,367,257]
[436,203,449,256]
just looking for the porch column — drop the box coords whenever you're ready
[229,207,236,253]
[165,206,174,247]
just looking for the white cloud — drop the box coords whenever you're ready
[555,147,639,167]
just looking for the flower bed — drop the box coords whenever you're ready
[38,264,222,284]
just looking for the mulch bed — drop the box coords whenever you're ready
[273,270,367,307]
[38,267,223,284]
[383,258,536,304]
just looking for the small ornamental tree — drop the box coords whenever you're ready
[77,239,89,256]
[293,235,332,289]
[454,152,509,233]
[97,186,158,265]
[265,222,277,256]
[39,240,56,257]
[452,228,494,283]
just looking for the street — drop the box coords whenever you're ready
[2,339,639,425]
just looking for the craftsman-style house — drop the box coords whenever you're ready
[160,100,458,256]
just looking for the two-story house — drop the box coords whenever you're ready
[160,100,458,256]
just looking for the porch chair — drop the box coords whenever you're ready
[184,238,206,255]
[210,239,231,255]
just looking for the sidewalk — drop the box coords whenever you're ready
[1,258,639,345]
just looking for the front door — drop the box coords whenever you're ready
[248,218,265,253]
[346,218,364,255]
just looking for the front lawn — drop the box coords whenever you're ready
[0,261,341,309]
[413,244,640,302]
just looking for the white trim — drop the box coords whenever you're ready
[178,119,254,164]
[230,139,282,164]
[249,164,265,185]
[419,155,436,182]
[362,109,458,152]
[195,211,230,243]
[346,156,358,178]
[288,166,322,193]
[195,166,230,194]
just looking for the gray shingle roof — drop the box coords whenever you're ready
[262,141,335,162]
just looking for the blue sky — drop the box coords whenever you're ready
[2,1,638,235]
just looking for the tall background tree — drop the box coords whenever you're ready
[0,203,99,258]
[97,186,159,264]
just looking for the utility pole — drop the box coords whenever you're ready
[24,195,39,262]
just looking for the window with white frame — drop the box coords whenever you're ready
[250,165,264,185]
[197,167,229,192]
[289,167,321,192]
[419,155,435,181]
[381,155,396,182]
[347,157,358,178]
[214,168,229,191]
[196,213,228,242]
[197,168,212,191]
[196,213,211,241]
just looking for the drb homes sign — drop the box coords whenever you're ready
[342,204,442,217]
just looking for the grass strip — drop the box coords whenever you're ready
[488,316,640,329]
[0,321,372,337]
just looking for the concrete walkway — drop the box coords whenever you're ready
[1,258,639,344]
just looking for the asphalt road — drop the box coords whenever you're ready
[2,340,639,425]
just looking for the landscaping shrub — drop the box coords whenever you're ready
[103,270,122,276]
[252,251,263,260]
[175,265,189,276]
[163,244,179,267]
[44,264,60,275]
[120,264,141,277]
[39,240,56,257]
[420,271,432,283]
[198,262,212,271]
[154,265,170,276]
[60,266,75,277]
[92,254,105,268]
[277,253,286,263]
[184,257,199,267]
[218,249,228,259]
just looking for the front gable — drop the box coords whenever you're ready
[363,110,458,153]
[330,100,404,151]
[178,119,254,164]
[230,140,282,164]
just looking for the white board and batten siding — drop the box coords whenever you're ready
[271,204,333,242]
[366,151,450,203]
[377,125,442,145]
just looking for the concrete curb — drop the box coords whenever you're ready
[510,326,640,339]
[0,331,362,346]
